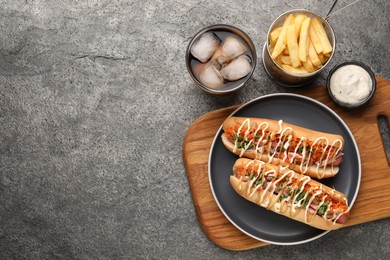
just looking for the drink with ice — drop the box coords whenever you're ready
[189,29,254,90]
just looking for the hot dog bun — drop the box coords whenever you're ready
[230,176,344,230]
[230,158,348,230]
[222,134,339,178]
[222,117,344,179]
[223,117,344,145]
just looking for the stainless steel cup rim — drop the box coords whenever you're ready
[265,9,336,78]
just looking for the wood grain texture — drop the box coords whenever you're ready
[182,77,390,250]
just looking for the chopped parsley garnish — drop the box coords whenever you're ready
[317,202,329,216]
[254,179,263,186]
[303,196,311,207]
[295,191,306,202]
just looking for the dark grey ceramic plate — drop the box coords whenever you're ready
[208,93,361,245]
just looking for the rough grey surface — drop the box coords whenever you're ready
[1,0,390,259]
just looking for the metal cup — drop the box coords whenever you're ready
[185,24,257,95]
[262,9,335,87]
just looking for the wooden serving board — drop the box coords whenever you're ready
[182,77,390,250]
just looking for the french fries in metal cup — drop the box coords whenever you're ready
[262,9,335,87]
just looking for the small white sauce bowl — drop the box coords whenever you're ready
[326,61,376,108]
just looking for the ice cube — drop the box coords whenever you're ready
[221,37,247,60]
[220,55,252,81]
[216,55,229,68]
[191,32,221,63]
[200,63,224,88]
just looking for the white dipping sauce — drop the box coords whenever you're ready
[330,64,372,105]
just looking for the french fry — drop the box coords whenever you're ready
[282,65,309,74]
[274,55,283,67]
[269,13,331,75]
[280,55,292,65]
[309,22,323,54]
[271,14,294,59]
[323,53,330,64]
[269,45,274,55]
[311,18,333,54]
[286,24,300,68]
[294,14,306,35]
[308,40,321,67]
[298,17,311,62]
[318,53,323,63]
[270,27,282,43]
[302,57,315,72]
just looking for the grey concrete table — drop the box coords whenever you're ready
[1,0,389,259]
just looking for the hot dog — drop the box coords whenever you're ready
[230,158,349,230]
[221,117,344,179]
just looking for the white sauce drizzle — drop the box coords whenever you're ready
[233,118,251,153]
[277,120,283,134]
[247,160,264,195]
[230,118,343,177]
[237,160,348,225]
[290,176,310,214]
[254,122,269,158]
[330,139,343,173]
[268,125,293,163]
[304,190,323,223]
[332,197,350,225]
